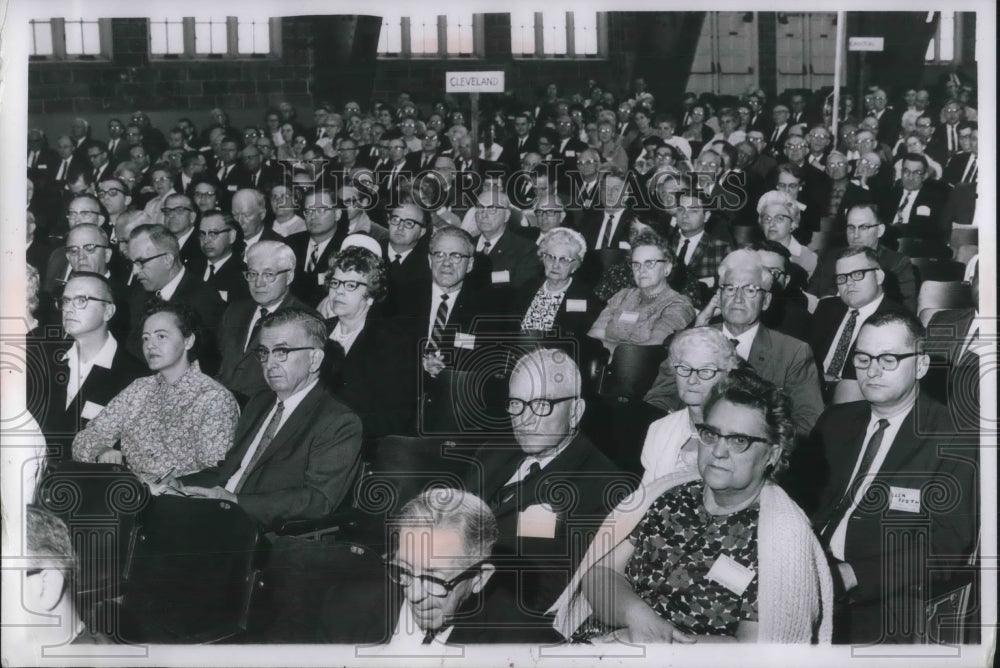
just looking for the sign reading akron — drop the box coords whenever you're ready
[446,71,506,93]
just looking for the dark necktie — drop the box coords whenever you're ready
[599,213,616,249]
[392,253,403,266]
[895,191,911,224]
[235,401,285,493]
[826,309,859,377]
[246,307,269,352]
[728,337,739,349]
[491,461,541,511]
[57,159,69,181]
[676,238,690,268]
[427,293,450,351]
[205,263,216,282]
[422,628,438,645]
[961,155,977,184]
[819,418,890,545]
[771,126,780,144]
[481,240,492,255]
[307,243,320,272]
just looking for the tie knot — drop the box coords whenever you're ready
[875,418,889,431]
[440,293,450,303]
[275,400,284,411]
[729,337,739,348]
[260,307,269,318]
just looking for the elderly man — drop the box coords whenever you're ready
[466,348,633,615]
[233,188,284,260]
[766,104,792,158]
[179,308,363,530]
[43,199,110,289]
[469,189,543,290]
[84,140,112,184]
[268,184,307,237]
[30,271,146,461]
[216,241,316,404]
[578,174,637,253]
[160,192,201,266]
[196,210,249,304]
[879,152,950,246]
[382,201,431,307]
[124,224,224,370]
[796,311,978,643]
[319,488,559,646]
[289,188,346,306]
[809,203,917,312]
[645,249,823,436]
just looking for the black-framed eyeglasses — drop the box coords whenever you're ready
[505,396,577,417]
[199,229,233,239]
[695,423,770,454]
[56,295,113,310]
[846,223,880,233]
[630,259,668,272]
[764,267,787,282]
[429,251,471,264]
[385,560,487,597]
[304,206,335,216]
[835,267,879,285]
[388,215,424,230]
[162,206,193,215]
[66,210,100,220]
[327,278,368,292]
[475,205,507,214]
[851,350,920,371]
[97,188,125,198]
[255,345,316,363]
[760,214,792,225]
[193,191,217,199]
[65,244,109,257]
[131,252,169,269]
[535,209,563,216]
[243,269,290,283]
[673,365,722,380]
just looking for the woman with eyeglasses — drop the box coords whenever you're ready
[639,328,743,483]
[588,232,695,354]
[317,245,415,439]
[552,369,833,644]
[72,300,238,478]
[756,189,817,279]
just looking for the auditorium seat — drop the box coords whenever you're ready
[917,280,973,317]
[898,238,950,259]
[911,258,966,284]
[949,226,978,254]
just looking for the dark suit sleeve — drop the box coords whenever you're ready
[642,355,683,413]
[236,409,363,529]
[782,338,825,436]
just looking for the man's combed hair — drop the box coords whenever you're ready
[261,307,327,349]
[864,310,926,346]
[394,488,499,560]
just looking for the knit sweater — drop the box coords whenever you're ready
[548,469,834,643]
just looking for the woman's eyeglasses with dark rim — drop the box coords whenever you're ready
[694,423,771,454]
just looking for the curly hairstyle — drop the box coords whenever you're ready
[701,366,796,477]
[327,246,387,302]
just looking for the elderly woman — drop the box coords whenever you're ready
[317,243,414,439]
[757,190,817,279]
[142,163,178,227]
[588,232,695,354]
[551,369,833,643]
[596,119,629,176]
[640,328,742,483]
[72,301,238,478]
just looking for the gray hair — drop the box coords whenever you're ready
[668,327,741,371]
[430,226,475,255]
[247,240,297,272]
[538,227,587,264]
[394,488,499,561]
[260,307,327,349]
[719,248,774,290]
[27,507,76,579]
[756,190,801,224]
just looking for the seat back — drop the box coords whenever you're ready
[118,496,263,643]
[949,225,978,253]
[597,344,668,401]
[731,225,758,248]
[807,231,838,253]
[917,280,973,313]
[421,367,510,437]
[898,238,950,259]
[911,258,966,284]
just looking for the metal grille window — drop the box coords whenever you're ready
[29,18,110,59]
[510,11,603,57]
[377,13,480,57]
[148,16,278,59]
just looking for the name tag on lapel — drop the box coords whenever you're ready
[227,184,238,192]
[706,554,756,596]
[889,486,921,513]
[618,241,631,250]
[491,270,511,284]
[81,401,105,420]
[916,205,931,216]
[517,503,558,538]
[218,290,229,302]
[316,271,328,285]
[565,150,576,158]
[565,299,587,313]
[618,311,639,324]
[454,332,476,350]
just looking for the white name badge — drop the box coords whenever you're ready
[566,299,588,313]
[916,205,931,216]
[698,276,716,288]
[618,241,631,250]
[38,164,48,170]
[491,270,511,284]
[517,503,558,539]
[218,290,229,302]
[227,184,238,192]
[619,311,639,323]
[316,272,328,285]
[454,332,476,350]
[81,401,105,421]
[706,554,756,596]
[565,150,576,158]
[889,486,921,513]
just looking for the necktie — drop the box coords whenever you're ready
[961,155,977,184]
[949,125,957,152]
[826,309,859,377]
[422,629,438,645]
[491,461,541,511]
[393,253,402,266]
[29,151,37,168]
[676,238,690,268]
[728,337,740,350]
[205,263,216,282]
[246,307,269,352]
[428,293,450,351]
[481,240,492,255]
[599,213,616,249]
[57,159,69,181]
[819,419,890,545]
[771,126,780,144]
[894,191,911,224]
[235,401,285,493]
[109,139,117,154]
[307,243,320,272]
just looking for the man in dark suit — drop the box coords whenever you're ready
[809,247,907,391]
[866,88,901,147]
[809,203,917,312]
[765,105,791,159]
[53,223,130,336]
[499,113,539,175]
[941,121,977,187]
[216,241,315,405]
[50,135,83,189]
[466,348,635,616]
[565,148,602,224]
[179,308,362,530]
[382,201,431,313]
[552,114,588,193]
[880,153,950,246]
[754,240,811,341]
[161,193,202,268]
[794,311,978,643]
[288,188,347,307]
[29,272,147,463]
[669,191,734,309]
[318,488,560,646]
[194,210,250,305]
[124,224,225,373]
[27,128,59,189]
[469,190,544,291]
[214,137,244,210]
[105,118,131,168]
[645,249,823,437]
[404,128,442,173]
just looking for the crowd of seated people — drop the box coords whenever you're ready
[18,75,981,649]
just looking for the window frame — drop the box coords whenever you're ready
[148,16,281,60]
[924,11,960,64]
[28,18,113,62]
[510,11,607,60]
[376,14,484,59]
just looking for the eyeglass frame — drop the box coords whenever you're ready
[56,294,113,310]
[719,283,766,298]
[384,559,488,597]
[429,251,471,264]
[834,267,879,285]
[243,269,291,284]
[540,252,577,267]
[694,423,771,454]
[65,244,109,257]
[505,396,577,417]
[673,364,722,380]
[131,252,169,270]
[387,215,424,230]
[254,345,316,363]
[851,350,920,371]
[326,278,368,292]
[630,259,669,272]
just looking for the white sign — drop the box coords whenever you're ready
[848,37,885,52]
[446,71,505,93]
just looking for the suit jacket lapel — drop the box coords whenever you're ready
[250,384,322,472]
[749,326,773,373]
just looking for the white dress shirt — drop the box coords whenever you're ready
[65,334,118,408]
[675,231,704,265]
[426,284,460,341]
[721,322,760,361]
[157,266,186,301]
[822,294,883,374]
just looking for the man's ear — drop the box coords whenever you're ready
[471,563,496,594]
[761,291,773,311]
[915,352,930,380]
[876,224,886,239]
[309,347,325,373]
[568,398,587,429]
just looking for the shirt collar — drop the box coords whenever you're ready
[67,333,117,372]
[277,378,319,415]
[158,266,186,301]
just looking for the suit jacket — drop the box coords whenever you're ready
[880,182,950,246]
[668,229,733,309]
[809,296,907,380]
[798,399,977,643]
[216,293,317,404]
[466,433,636,614]
[644,323,824,436]
[192,253,251,305]
[105,137,131,168]
[922,308,979,434]
[499,134,539,174]
[180,383,363,531]
[288,226,349,308]
[941,152,977,186]
[808,245,917,313]
[469,230,544,291]
[576,208,635,252]
[382,239,432,316]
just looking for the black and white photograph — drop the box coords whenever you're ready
[1,1,994,666]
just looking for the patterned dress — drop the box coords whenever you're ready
[521,287,566,332]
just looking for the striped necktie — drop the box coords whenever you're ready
[427,293,450,351]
